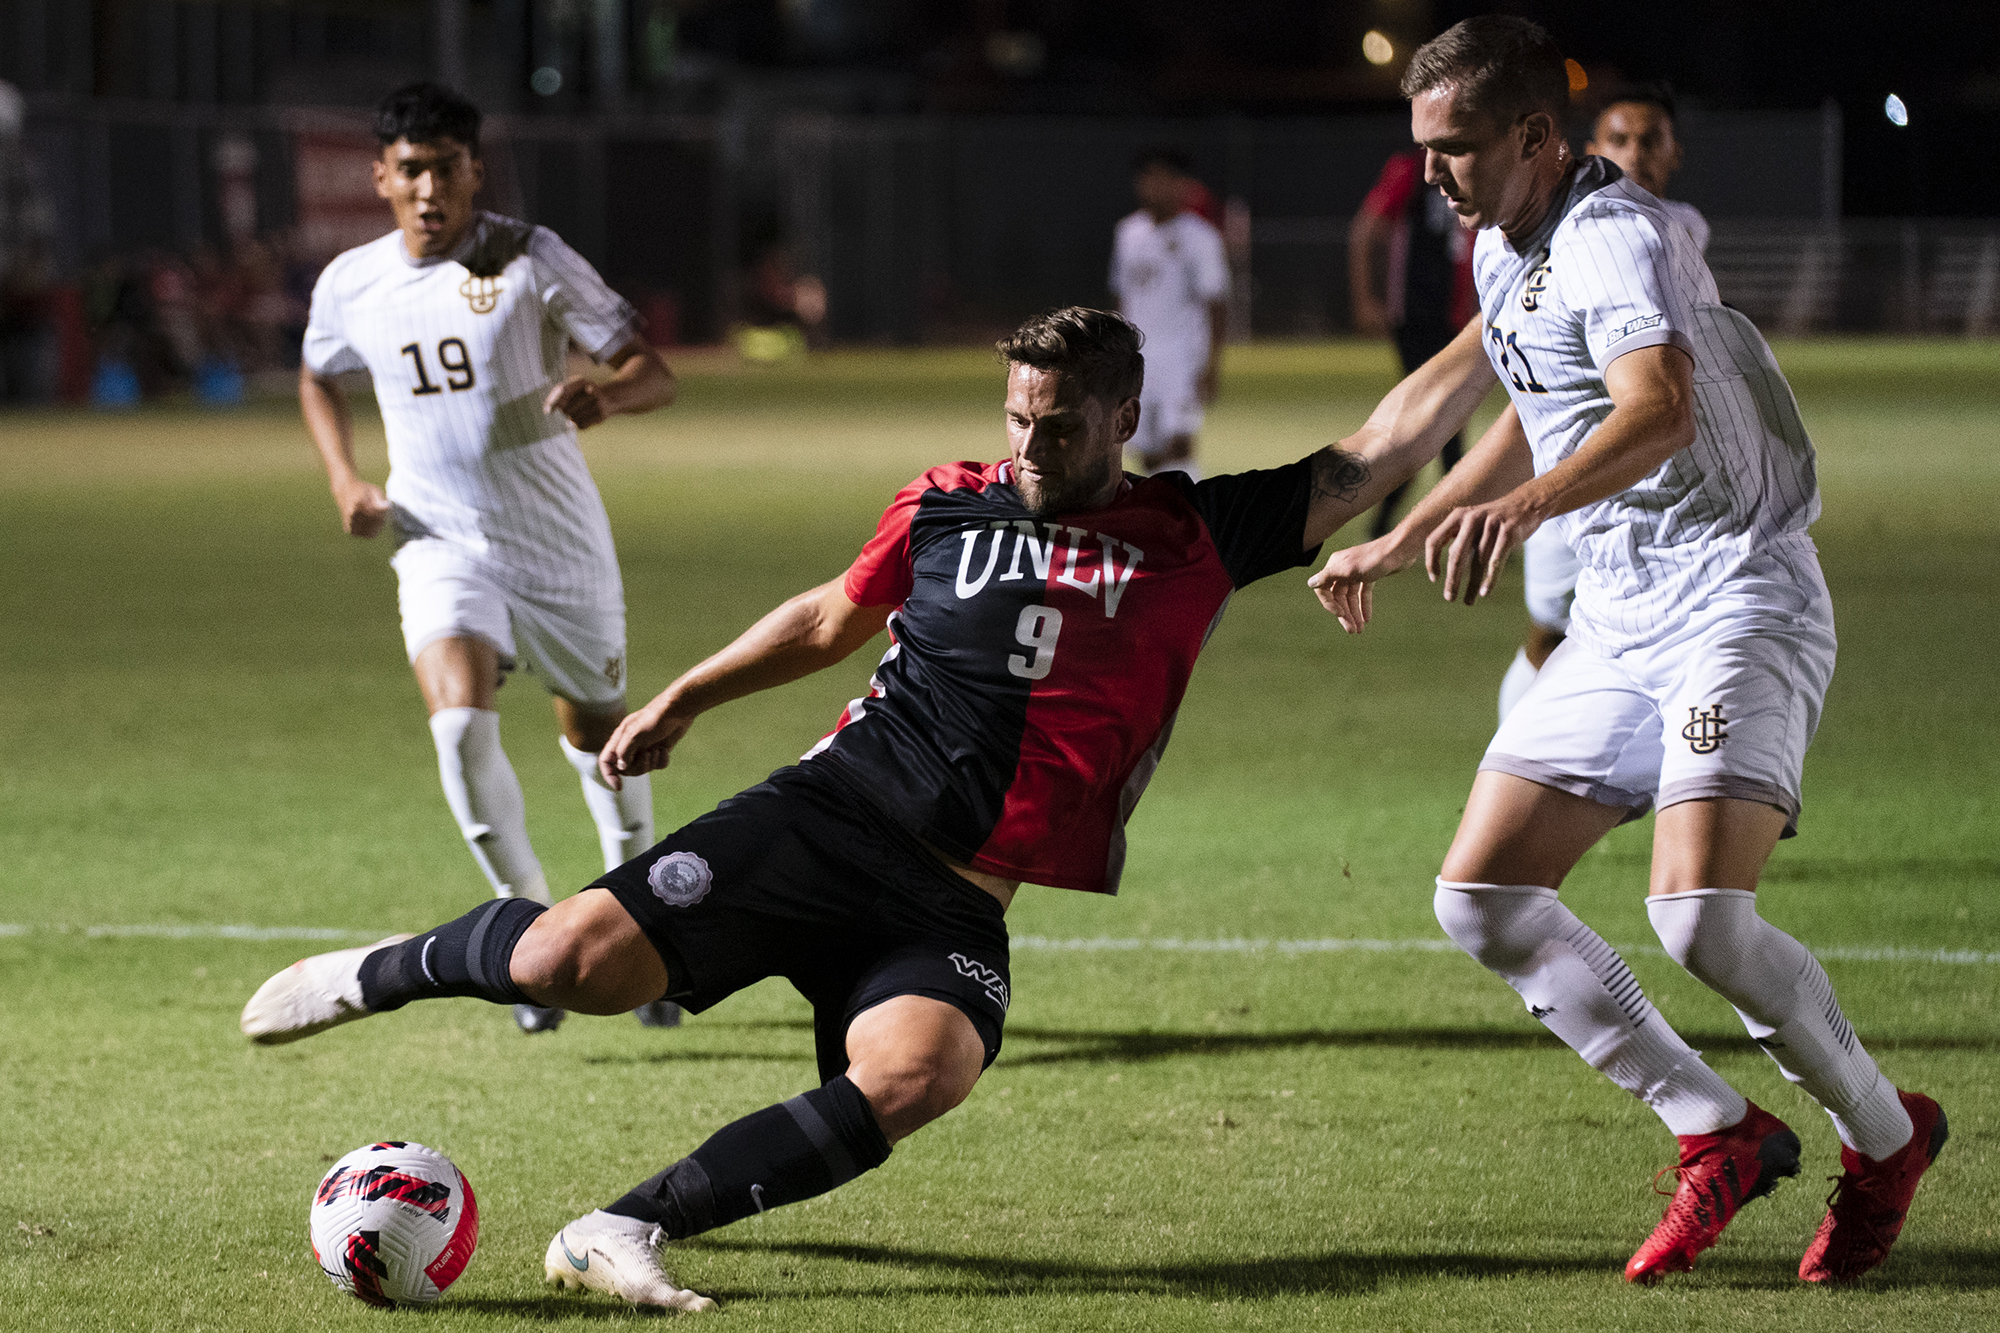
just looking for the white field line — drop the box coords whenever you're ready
[3,923,1998,966]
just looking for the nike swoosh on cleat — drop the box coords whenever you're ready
[560,1235,590,1272]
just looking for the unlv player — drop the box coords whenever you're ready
[245,306,1465,1309]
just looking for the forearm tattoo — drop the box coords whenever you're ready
[1309,447,1371,504]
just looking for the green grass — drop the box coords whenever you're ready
[2,339,1996,1331]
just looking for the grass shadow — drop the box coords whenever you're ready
[1664,1246,2000,1293]
[583,1022,1994,1071]
[688,1238,1613,1299]
[448,1294,670,1320]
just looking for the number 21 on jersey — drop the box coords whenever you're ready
[1487,325,1549,395]
[402,338,476,396]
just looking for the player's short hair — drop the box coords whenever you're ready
[1400,15,1569,127]
[1598,80,1679,125]
[997,308,1145,405]
[1132,146,1193,176]
[375,82,482,156]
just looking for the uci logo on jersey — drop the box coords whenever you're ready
[459,275,503,314]
[1521,262,1552,311]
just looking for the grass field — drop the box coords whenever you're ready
[2,339,1996,1331]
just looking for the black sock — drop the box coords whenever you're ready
[356,897,544,1012]
[604,1075,892,1237]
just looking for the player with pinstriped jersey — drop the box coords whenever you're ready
[1310,17,1943,1289]
[299,83,680,1033]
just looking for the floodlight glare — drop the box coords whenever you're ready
[1362,31,1394,66]
[1884,93,1909,126]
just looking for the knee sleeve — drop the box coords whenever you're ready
[1647,889,1811,1029]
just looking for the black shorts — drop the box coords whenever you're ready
[591,760,1011,1083]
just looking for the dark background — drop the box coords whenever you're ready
[8,1,1991,217]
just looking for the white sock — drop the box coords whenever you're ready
[1648,889,1914,1159]
[428,707,550,905]
[560,736,654,872]
[1498,646,1539,722]
[577,1208,655,1239]
[1436,880,1747,1135]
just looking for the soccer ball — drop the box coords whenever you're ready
[308,1141,479,1307]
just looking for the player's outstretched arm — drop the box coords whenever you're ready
[1309,401,1534,631]
[1299,314,1498,555]
[599,579,891,788]
[1425,343,1694,607]
[544,338,676,431]
[299,364,390,538]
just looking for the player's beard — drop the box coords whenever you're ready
[1015,456,1120,517]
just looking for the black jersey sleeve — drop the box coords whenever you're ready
[1161,459,1321,588]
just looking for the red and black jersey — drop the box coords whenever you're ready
[804,458,1319,894]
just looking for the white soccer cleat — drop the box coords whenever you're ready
[544,1214,716,1312]
[239,934,413,1045]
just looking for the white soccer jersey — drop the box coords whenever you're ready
[1473,157,1819,657]
[1109,210,1229,383]
[303,212,640,596]
[1659,198,1710,255]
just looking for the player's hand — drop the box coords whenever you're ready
[1196,362,1220,405]
[334,476,391,538]
[1307,532,1418,633]
[544,376,609,430]
[599,694,695,789]
[1424,496,1542,606]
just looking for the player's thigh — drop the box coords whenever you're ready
[1452,641,1662,886]
[510,887,668,1014]
[552,695,625,752]
[1650,798,1789,895]
[1650,596,1836,885]
[1441,770,1630,887]
[592,767,884,1011]
[843,994,989,1144]
[393,541,515,709]
[509,585,629,719]
[412,636,502,713]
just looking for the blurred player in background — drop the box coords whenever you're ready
[1312,17,1944,1288]
[298,83,680,1033]
[1500,81,1711,720]
[1349,142,1478,537]
[244,305,1454,1311]
[1110,148,1229,479]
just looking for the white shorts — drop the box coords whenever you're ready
[1482,555,1836,836]
[392,538,628,709]
[1522,525,1581,633]
[1132,362,1205,459]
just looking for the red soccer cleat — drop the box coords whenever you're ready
[1798,1090,1948,1284]
[1625,1102,1802,1284]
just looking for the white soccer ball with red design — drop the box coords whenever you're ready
[308,1141,479,1307]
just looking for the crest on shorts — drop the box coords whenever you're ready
[949,952,1009,1010]
[648,852,713,907]
[1522,262,1553,311]
[458,274,503,314]
[603,655,623,686]
[1681,705,1728,755]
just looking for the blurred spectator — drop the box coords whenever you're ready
[1349,146,1478,537]
[75,233,313,406]
[735,239,827,361]
[0,79,57,404]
